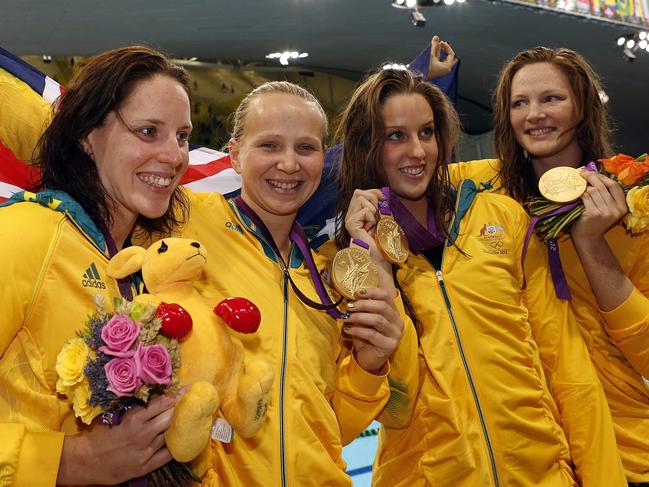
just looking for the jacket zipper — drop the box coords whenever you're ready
[434,268,500,487]
[422,182,501,487]
[246,219,291,487]
[279,273,289,487]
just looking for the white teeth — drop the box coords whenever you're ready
[139,174,173,188]
[528,127,554,136]
[268,180,299,190]
[400,166,424,176]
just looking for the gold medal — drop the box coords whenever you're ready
[376,216,409,264]
[538,166,587,203]
[331,242,379,300]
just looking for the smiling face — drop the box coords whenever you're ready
[379,92,439,204]
[509,62,583,168]
[82,73,192,230]
[230,92,326,226]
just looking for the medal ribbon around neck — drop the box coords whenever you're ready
[101,226,134,300]
[233,196,348,320]
[382,186,445,253]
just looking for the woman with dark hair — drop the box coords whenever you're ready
[0,45,193,485]
[448,45,649,486]
[335,67,624,486]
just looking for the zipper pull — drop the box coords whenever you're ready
[436,269,444,282]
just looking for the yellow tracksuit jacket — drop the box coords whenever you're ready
[451,159,649,483]
[372,181,624,487]
[0,191,122,486]
[179,191,394,486]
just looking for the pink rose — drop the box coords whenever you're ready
[136,344,172,386]
[100,315,140,355]
[105,357,141,397]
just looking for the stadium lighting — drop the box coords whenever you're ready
[391,0,463,27]
[616,32,648,61]
[266,51,308,66]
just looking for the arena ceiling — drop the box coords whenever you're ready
[1,0,646,154]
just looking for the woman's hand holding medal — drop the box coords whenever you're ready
[572,169,628,241]
[333,188,404,375]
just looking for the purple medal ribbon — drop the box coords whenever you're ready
[380,186,444,252]
[520,201,579,300]
[233,196,348,320]
[101,228,134,301]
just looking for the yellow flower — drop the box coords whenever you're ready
[71,380,102,425]
[624,186,649,234]
[55,338,91,393]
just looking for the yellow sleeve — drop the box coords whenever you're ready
[376,290,419,429]
[447,159,502,190]
[0,207,64,486]
[332,349,390,446]
[600,233,649,376]
[523,235,626,487]
[0,425,64,487]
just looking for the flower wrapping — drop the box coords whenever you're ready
[527,153,649,240]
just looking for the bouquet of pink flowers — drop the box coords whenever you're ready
[527,153,649,240]
[56,296,198,486]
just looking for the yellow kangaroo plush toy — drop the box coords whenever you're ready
[107,237,274,468]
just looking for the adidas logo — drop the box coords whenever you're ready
[81,262,107,289]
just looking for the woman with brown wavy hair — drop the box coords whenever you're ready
[0,45,192,485]
[450,45,649,486]
[335,66,623,486]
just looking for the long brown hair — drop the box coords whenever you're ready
[493,47,612,202]
[36,45,191,236]
[335,67,460,249]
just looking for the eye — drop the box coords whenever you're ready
[137,127,157,138]
[158,240,168,254]
[298,143,317,153]
[387,130,403,141]
[260,142,278,150]
[511,99,526,109]
[176,131,190,144]
[545,95,561,103]
[420,126,435,138]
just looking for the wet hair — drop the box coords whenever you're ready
[335,67,461,337]
[335,67,459,249]
[35,45,191,236]
[230,81,328,146]
[493,46,613,203]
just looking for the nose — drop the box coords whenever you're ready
[526,101,546,122]
[191,241,200,248]
[409,136,427,160]
[276,149,300,174]
[159,134,186,168]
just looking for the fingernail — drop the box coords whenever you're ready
[347,301,356,309]
[358,288,367,295]
[343,324,352,331]
[585,161,597,173]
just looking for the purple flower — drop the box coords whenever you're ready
[136,344,172,386]
[104,357,141,397]
[100,315,140,355]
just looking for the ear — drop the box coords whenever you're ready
[229,138,242,174]
[107,246,147,279]
[80,133,95,159]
